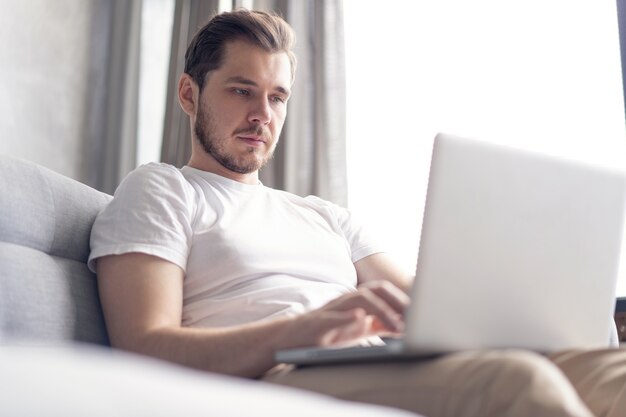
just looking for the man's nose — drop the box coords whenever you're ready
[248,97,272,125]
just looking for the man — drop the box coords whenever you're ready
[89,9,626,417]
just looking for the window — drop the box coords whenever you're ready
[345,1,626,296]
[137,0,175,166]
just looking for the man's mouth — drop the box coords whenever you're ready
[237,135,267,147]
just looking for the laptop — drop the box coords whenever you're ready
[275,133,626,366]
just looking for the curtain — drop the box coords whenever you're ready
[160,0,347,206]
[257,0,347,206]
[161,0,220,169]
[83,0,143,195]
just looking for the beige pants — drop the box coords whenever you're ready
[263,349,626,417]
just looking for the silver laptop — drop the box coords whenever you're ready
[275,133,626,366]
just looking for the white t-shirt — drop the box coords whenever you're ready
[89,163,383,328]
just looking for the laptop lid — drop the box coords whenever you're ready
[404,133,626,352]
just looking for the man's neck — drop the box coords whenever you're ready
[187,154,260,185]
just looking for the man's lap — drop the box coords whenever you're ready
[264,349,626,417]
[549,349,626,417]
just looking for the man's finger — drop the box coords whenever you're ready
[359,281,410,315]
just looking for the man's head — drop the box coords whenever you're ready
[184,9,296,91]
[179,9,296,183]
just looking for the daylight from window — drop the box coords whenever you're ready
[137,0,175,166]
[344,0,626,296]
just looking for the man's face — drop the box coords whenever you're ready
[194,40,292,175]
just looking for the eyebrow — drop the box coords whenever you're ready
[225,76,291,96]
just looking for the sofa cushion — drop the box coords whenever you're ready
[0,344,422,417]
[0,155,111,344]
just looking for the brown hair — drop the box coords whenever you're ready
[184,9,296,90]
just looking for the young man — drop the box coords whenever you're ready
[89,9,626,417]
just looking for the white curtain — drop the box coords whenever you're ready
[160,0,348,205]
[161,0,220,169]
[83,0,143,194]
[256,0,347,206]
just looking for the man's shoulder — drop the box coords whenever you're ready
[120,163,190,191]
[112,163,196,206]
[268,188,325,206]
[128,162,184,181]
[302,194,347,214]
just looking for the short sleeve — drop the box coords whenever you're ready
[88,163,195,273]
[304,196,385,263]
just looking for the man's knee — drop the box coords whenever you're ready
[464,350,593,417]
[485,350,560,384]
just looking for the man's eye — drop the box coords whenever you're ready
[233,88,249,96]
[271,96,286,104]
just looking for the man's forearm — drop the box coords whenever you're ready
[129,317,296,378]
[123,290,397,379]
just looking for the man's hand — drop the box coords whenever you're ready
[278,280,410,349]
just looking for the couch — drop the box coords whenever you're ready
[0,154,421,417]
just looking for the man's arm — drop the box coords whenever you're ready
[354,253,414,293]
[97,253,408,378]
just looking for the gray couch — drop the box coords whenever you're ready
[0,154,422,417]
[0,154,110,344]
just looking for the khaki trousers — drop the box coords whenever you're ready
[262,348,626,417]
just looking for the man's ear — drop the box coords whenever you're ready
[178,73,198,116]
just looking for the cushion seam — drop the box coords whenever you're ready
[36,164,58,256]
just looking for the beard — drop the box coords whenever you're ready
[194,100,275,174]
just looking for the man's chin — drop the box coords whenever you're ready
[237,154,273,172]
[222,159,264,175]
[210,147,272,175]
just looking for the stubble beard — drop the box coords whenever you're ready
[194,101,275,175]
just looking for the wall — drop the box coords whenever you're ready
[0,0,94,182]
